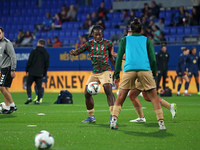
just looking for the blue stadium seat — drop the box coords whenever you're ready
[17,1,24,8]
[59,32,66,38]
[78,30,87,36]
[35,32,41,38]
[170,27,177,35]
[107,13,113,20]
[66,32,71,38]
[116,29,123,35]
[165,10,173,18]
[110,30,116,36]
[191,27,199,37]
[176,35,183,44]
[47,32,53,37]
[90,7,96,13]
[163,27,170,35]
[83,6,90,14]
[67,23,74,29]
[74,22,80,29]
[92,0,103,7]
[105,21,112,29]
[63,39,70,45]
[69,38,77,44]
[164,19,171,26]
[113,13,120,20]
[159,11,165,18]
[32,40,38,47]
[41,32,47,38]
[78,6,84,13]
[10,1,17,8]
[168,36,176,44]
[177,27,184,36]
[184,27,191,35]
[72,31,78,38]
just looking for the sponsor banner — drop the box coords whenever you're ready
[10,71,199,93]
[14,46,200,71]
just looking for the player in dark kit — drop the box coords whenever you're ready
[70,25,116,123]
[176,47,190,96]
[187,47,200,95]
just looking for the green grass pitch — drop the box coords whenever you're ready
[0,92,200,150]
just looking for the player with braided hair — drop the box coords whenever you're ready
[70,25,116,123]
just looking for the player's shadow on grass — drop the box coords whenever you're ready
[0,114,17,119]
[97,123,128,128]
[143,123,159,127]
[124,130,174,138]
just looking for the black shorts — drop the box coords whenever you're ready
[0,66,13,88]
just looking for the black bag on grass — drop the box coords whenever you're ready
[160,87,172,97]
[54,90,73,104]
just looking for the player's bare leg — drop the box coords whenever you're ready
[183,75,190,96]
[177,77,182,96]
[146,89,166,130]
[128,89,146,122]
[81,85,96,123]
[0,87,16,114]
[111,89,129,129]
[103,83,115,122]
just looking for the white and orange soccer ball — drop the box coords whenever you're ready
[0,102,6,113]
[87,82,101,95]
[34,130,54,149]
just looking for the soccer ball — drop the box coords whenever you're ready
[34,130,54,149]
[87,82,101,95]
[0,102,6,113]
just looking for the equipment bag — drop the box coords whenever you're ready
[54,90,73,104]
[160,87,172,97]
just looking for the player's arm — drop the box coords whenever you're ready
[108,42,115,69]
[147,38,157,78]
[112,47,125,60]
[114,37,126,79]
[44,53,50,77]
[70,42,89,56]
[6,41,17,78]
[26,51,34,74]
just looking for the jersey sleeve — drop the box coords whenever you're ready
[77,41,90,53]
[108,41,113,53]
[6,41,17,71]
[147,38,157,77]
[114,37,126,79]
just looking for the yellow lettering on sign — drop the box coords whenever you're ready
[60,52,69,60]
[80,54,86,60]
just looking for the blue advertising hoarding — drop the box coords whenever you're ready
[15,45,200,71]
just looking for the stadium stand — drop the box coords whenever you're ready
[0,0,199,47]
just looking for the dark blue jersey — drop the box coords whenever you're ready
[187,54,200,71]
[176,54,188,73]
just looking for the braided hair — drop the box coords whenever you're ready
[88,25,104,37]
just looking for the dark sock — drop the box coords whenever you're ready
[41,87,44,98]
[185,82,189,90]
[177,83,182,92]
[28,94,31,99]
[196,82,199,92]
[34,85,38,95]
